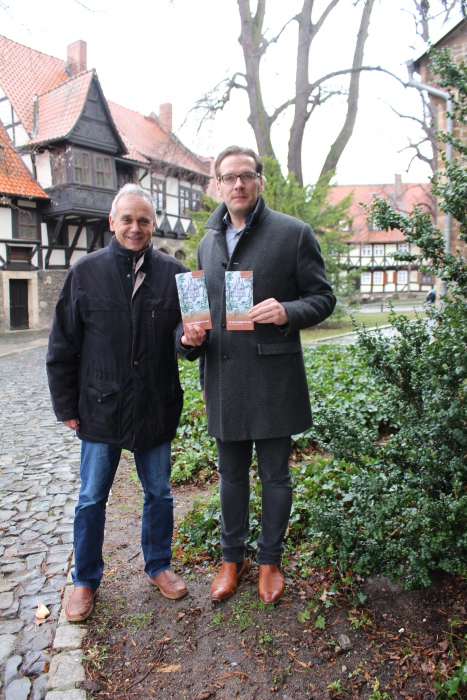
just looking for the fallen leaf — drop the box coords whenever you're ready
[157,664,181,673]
[35,604,50,620]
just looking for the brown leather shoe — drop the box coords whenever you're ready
[211,559,249,601]
[65,586,97,622]
[258,565,285,604]
[149,569,188,600]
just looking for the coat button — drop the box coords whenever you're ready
[127,274,131,278]
[134,361,139,366]
[222,355,228,362]
[97,399,101,403]
[222,323,226,329]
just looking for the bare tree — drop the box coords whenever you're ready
[191,0,377,185]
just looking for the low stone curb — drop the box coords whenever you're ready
[43,575,88,700]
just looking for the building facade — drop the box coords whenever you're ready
[0,36,212,331]
[329,176,435,296]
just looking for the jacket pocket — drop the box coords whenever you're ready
[79,380,122,440]
[157,384,184,435]
[257,340,302,356]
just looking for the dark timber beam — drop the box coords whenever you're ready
[27,244,40,264]
[44,214,65,267]
[88,220,107,254]
[66,218,86,266]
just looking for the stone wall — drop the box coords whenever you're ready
[37,271,68,330]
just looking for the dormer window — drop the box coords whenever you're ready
[73,150,91,184]
[96,156,113,188]
[51,150,67,185]
[17,209,37,240]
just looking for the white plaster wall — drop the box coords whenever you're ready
[0,207,12,239]
[140,173,151,190]
[77,229,87,249]
[20,154,34,175]
[166,195,179,216]
[41,223,48,246]
[49,249,66,266]
[36,152,53,188]
[70,250,87,265]
[165,177,178,196]
[14,123,29,146]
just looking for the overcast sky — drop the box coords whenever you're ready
[0,0,459,185]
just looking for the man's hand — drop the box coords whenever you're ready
[181,325,207,347]
[249,298,289,325]
[63,419,80,430]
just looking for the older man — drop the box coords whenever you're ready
[47,184,204,622]
[198,146,336,604]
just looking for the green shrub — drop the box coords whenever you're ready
[171,361,216,483]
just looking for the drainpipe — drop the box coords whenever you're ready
[405,61,453,296]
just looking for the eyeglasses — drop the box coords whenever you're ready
[217,172,261,184]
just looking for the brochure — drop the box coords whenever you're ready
[225,270,254,330]
[175,270,212,332]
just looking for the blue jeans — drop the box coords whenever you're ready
[216,437,292,565]
[72,440,173,590]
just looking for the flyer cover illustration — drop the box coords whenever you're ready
[225,270,254,330]
[175,270,212,332]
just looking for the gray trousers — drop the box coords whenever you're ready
[216,436,292,565]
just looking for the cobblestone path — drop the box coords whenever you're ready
[0,347,86,700]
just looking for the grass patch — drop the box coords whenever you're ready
[301,309,424,343]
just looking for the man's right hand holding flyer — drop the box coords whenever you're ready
[181,324,206,347]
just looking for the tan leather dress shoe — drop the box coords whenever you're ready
[65,586,97,622]
[211,559,249,601]
[149,569,188,600]
[258,565,285,604]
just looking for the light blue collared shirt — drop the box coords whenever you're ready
[223,203,258,258]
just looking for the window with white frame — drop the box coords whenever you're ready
[361,245,372,257]
[373,271,384,285]
[397,270,408,284]
[398,242,409,252]
[374,244,384,256]
[361,272,371,285]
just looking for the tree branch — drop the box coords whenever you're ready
[319,0,376,181]
[269,98,296,125]
[314,0,341,34]
[259,17,296,57]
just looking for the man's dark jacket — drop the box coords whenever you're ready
[47,237,200,451]
[198,197,336,442]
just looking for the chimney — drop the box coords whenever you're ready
[394,173,403,202]
[158,103,172,133]
[66,40,87,77]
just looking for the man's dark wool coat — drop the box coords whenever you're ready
[197,196,336,442]
[47,237,200,452]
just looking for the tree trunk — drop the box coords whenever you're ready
[287,0,315,187]
[318,0,376,181]
[237,0,276,158]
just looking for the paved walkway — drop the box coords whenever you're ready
[0,343,87,699]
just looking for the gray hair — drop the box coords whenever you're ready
[110,184,155,219]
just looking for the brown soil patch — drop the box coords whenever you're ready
[80,453,467,699]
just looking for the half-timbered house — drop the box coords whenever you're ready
[329,176,435,296]
[0,36,211,331]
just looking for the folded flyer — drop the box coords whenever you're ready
[175,270,212,332]
[225,270,254,330]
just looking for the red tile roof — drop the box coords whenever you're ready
[0,35,69,135]
[28,70,95,145]
[108,101,211,178]
[0,34,210,181]
[328,181,434,244]
[0,123,48,198]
